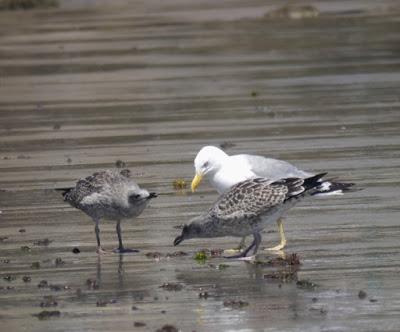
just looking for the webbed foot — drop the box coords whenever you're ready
[96,246,107,255]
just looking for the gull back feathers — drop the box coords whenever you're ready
[210,173,326,222]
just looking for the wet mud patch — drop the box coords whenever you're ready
[264,270,298,283]
[156,325,179,332]
[296,280,318,290]
[0,0,58,11]
[33,238,53,246]
[96,298,117,307]
[159,283,183,291]
[0,1,399,331]
[37,280,71,292]
[33,310,61,320]
[40,296,58,308]
[145,251,188,260]
[223,299,249,309]
[86,278,99,290]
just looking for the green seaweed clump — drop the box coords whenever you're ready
[172,179,187,190]
[194,250,208,263]
[33,310,60,320]
[0,0,58,10]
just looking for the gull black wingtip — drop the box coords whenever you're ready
[148,192,158,199]
[173,235,183,246]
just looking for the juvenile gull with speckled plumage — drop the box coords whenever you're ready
[175,173,327,259]
[58,169,157,254]
[191,146,354,251]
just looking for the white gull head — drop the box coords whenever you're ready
[191,146,255,194]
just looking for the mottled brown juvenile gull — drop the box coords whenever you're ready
[58,169,157,254]
[175,173,328,259]
[191,145,354,251]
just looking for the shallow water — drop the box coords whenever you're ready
[1,1,400,331]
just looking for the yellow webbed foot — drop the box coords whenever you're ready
[264,241,286,251]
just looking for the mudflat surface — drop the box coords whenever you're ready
[0,1,400,331]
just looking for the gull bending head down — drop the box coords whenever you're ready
[191,146,254,193]
[190,145,355,252]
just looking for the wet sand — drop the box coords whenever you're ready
[1,1,400,331]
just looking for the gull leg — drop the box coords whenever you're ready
[224,233,261,259]
[252,232,262,255]
[94,219,107,254]
[223,236,247,254]
[264,218,287,251]
[237,233,262,261]
[113,220,139,254]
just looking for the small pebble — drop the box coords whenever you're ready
[96,300,107,307]
[72,247,80,254]
[199,292,209,299]
[31,262,41,269]
[21,246,31,252]
[38,280,48,288]
[156,324,178,332]
[358,290,367,300]
[219,141,236,150]
[86,278,99,290]
[159,283,183,291]
[33,238,52,246]
[40,296,58,308]
[22,276,31,283]
[223,299,249,309]
[296,280,317,290]
[3,275,16,282]
[115,160,126,168]
[54,257,65,266]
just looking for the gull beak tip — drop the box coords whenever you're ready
[191,173,203,192]
[173,236,183,246]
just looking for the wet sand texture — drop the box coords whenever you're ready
[1,1,400,331]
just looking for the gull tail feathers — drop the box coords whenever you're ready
[312,179,356,197]
[274,173,327,197]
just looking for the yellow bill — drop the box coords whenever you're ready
[191,173,203,192]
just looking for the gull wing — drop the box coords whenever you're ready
[209,178,290,221]
[233,154,312,180]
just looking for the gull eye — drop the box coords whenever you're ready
[203,161,209,168]
[130,194,141,200]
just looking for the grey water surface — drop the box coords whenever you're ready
[1,1,400,331]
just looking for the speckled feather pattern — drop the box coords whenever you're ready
[190,175,324,238]
[211,177,306,221]
[63,169,150,221]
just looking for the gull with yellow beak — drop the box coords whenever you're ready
[191,145,354,251]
